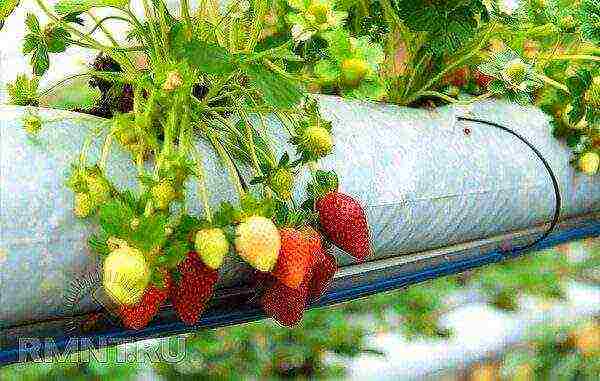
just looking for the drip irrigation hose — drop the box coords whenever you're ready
[457,116,562,254]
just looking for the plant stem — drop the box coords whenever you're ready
[552,55,600,63]
[191,146,213,222]
[534,73,570,94]
[206,127,245,198]
[409,22,497,104]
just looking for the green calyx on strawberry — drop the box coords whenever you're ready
[170,252,218,325]
[195,227,230,269]
[23,115,42,135]
[307,170,371,260]
[563,104,588,130]
[584,76,600,108]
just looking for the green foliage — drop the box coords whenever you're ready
[580,0,600,45]
[7,73,40,106]
[0,0,19,30]
[313,28,386,99]
[22,13,71,75]
[54,0,129,15]
[392,0,489,56]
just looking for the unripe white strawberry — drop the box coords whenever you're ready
[563,104,588,130]
[103,246,151,306]
[584,76,600,108]
[235,216,281,272]
[340,58,369,87]
[74,193,94,218]
[195,228,230,269]
[301,125,333,157]
[579,152,599,175]
[151,181,176,210]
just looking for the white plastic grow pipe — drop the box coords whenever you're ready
[1,97,599,364]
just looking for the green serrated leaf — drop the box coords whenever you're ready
[31,47,49,76]
[0,0,19,30]
[169,23,236,75]
[243,64,304,109]
[25,13,39,33]
[129,213,168,252]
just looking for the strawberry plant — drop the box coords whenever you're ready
[2,0,380,329]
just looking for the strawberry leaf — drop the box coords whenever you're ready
[0,0,20,30]
[242,64,304,109]
[169,23,236,75]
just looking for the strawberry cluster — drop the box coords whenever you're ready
[90,172,370,330]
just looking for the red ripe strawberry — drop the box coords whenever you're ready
[474,70,493,88]
[171,252,219,325]
[119,274,172,330]
[261,279,309,327]
[444,67,470,87]
[308,247,337,301]
[316,192,371,260]
[272,228,313,289]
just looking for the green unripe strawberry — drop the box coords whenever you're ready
[307,2,330,24]
[103,246,151,306]
[584,76,600,108]
[559,15,576,33]
[269,168,294,200]
[86,175,111,205]
[563,104,588,130]
[235,216,281,272]
[23,115,42,135]
[579,152,599,175]
[151,181,176,210]
[195,228,230,269]
[503,59,527,84]
[341,58,369,87]
[74,192,94,218]
[301,125,333,157]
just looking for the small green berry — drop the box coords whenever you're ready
[151,181,176,210]
[340,58,369,87]
[301,125,334,158]
[74,193,94,218]
[23,115,42,135]
[269,168,294,200]
[195,228,230,269]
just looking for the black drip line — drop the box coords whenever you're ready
[457,116,562,254]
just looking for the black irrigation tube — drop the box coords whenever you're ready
[457,116,562,253]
